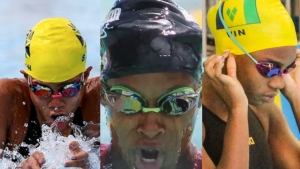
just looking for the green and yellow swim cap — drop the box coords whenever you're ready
[207,0,297,55]
[24,18,87,83]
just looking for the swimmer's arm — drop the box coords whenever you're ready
[267,103,300,168]
[287,99,300,131]
[0,79,12,150]
[281,49,300,130]
[203,51,249,168]
[202,108,249,169]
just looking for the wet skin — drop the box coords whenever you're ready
[202,46,300,168]
[101,72,201,169]
[0,67,100,152]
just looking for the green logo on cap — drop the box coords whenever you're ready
[226,7,237,21]
[216,0,261,30]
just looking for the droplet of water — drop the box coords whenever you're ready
[69,112,74,117]
[24,123,28,127]
[22,101,26,105]
[14,131,17,134]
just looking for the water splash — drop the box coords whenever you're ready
[33,124,100,169]
[0,117,100,169]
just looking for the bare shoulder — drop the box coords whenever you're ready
[0,78,29,103]
[0,78,31,148]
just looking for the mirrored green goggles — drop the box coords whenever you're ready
[103,84,200,116]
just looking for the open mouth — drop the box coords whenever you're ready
[135,148,164,169]
[141,149,159,162]
[50,115,70,130]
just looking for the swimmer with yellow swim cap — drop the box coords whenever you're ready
[0,18,100,168]
[202,0,300,168]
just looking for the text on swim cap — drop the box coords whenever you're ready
[25,64,31,71]
[226,29,246,37]
[103,8,121,24]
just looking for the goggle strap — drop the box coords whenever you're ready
[218,2,258,64]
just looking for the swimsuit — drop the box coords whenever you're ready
[203,105,273,169]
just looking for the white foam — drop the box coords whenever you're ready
[0,120,100,169]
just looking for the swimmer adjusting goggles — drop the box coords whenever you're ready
[218,1,296,77]
[102,81,200,116]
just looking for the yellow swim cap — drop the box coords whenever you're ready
[24,18,87,83]
[207,0,297,55]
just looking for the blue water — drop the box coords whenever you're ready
[100,0,203,148]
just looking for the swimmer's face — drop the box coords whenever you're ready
[104,72,200,169]
[23,67,91,131]
[234,46,297,105]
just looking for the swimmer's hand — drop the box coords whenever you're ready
[280,49,300,130]
[64,141,89,168]
[281,49,300,101]
[20,151,45,169]
[204,50,248,110]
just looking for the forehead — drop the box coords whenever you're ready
[107,72,197,94]
[250,46,297,66]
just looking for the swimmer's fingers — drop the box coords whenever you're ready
[66,141,89,168]
[204,50,229,82]
[20,151,45,169]
[69,141,84,155]
[226,54,237,79]
[65,157,89,168]
[70,149,89,160]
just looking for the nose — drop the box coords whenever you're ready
[137,113,165,139]
[268,75,285,90]
[48,97,65,108]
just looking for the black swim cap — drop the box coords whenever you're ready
[100,0,202,83]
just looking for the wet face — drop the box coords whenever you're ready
[29,75,84,130]
[235,46,297,105]
[104,72,200,169]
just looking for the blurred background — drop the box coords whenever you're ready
[100,0,203,148]
[203,0,300,139]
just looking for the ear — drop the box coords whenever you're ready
[83,66,93,81]
[20,70,29,80]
